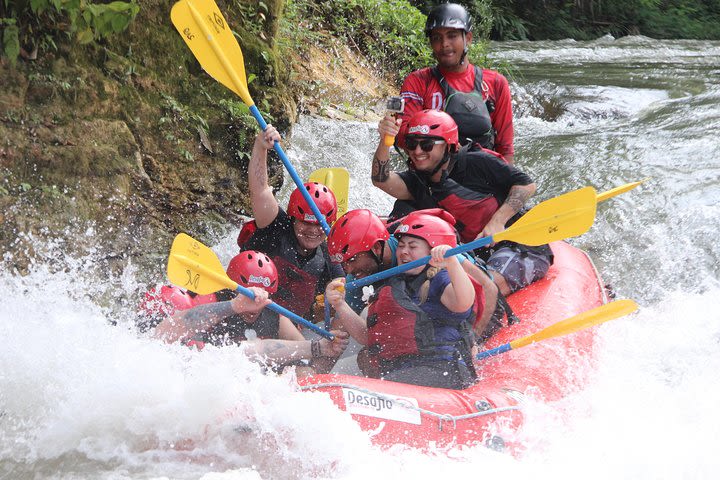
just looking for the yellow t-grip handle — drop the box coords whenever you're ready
[383,96,404,148]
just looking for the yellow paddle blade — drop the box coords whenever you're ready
[511,299,638,350]
[309,167,350,217]
[167,233,237,295]
[170,0,254,106]
[597,180,644,203]
[493,186,597,246]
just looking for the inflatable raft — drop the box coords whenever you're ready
[297,241,608,452]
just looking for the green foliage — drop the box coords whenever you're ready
[490,0,720,40]
[0,0,139,63]
[283,0,432,82]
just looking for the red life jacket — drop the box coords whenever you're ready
[366,273,474,365]
[429,175,500,243]
[271,255,321,317]
[237,217,328,317]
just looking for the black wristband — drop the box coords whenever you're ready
[311,340,322,358]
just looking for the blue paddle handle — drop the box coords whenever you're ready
[323,296,332,330]
[475,343,512,360]
[235,284,333,339]
[248,105,332,235]
[346,235,493,290]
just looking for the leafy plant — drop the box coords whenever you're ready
[0,0,140,63]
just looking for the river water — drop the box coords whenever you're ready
[2,36,720,479]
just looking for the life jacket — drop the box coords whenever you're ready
[429,175,499,244]
[366,271,475,375]
[237,218,330,317]
[200,289,281,344]
[432,65,495,149]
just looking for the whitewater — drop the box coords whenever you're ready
[2,37,720,479]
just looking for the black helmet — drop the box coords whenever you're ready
[424,3,473,36]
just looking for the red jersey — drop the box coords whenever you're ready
[399,64,514,158]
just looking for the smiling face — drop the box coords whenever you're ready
[292,219,326,252]
[341,251,380,278]
[396,235,431,275]
[429,27,471,71]
[405,136,447,174]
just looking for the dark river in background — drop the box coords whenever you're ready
[1,36,719,479]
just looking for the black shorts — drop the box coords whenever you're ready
[486,243,553,294]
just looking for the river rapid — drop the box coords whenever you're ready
[2,36,720,479]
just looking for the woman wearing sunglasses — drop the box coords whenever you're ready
[370,109,553,304]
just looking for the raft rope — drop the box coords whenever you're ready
[298,382,521,432]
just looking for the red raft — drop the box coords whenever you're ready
[297,241,608,452]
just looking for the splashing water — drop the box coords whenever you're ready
[2,37,720,479]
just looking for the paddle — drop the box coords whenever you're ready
[167,233,334,339]
[597,180,643,203]
[346,186,598,290]
[309,168,350,218]
[309,167,351,328]
[476,299,638,360]
[170,0,332,235]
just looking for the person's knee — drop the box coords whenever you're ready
[492,272,512,296]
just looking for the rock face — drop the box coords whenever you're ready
[1,0,394,281]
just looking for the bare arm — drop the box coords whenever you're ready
[242,330,349,365]
[277,315,305,341]
[371,115,413,200]
[431,246,475,313]
[153,288,271,344]
[325,278,369,345]
[248,126,281,228]
[479,183,536,239]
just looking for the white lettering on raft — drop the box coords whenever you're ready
[342,388,421,425]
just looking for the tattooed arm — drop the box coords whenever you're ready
[153,288,271,344]
[242,330,350,366]
[248,125,281,228]
[371,115,413,200]
[479,183,536,240]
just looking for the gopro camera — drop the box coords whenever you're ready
[386,96,404,114]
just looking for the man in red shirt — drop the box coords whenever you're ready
[398,3,515,164]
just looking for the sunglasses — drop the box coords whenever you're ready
[405,137,445,152]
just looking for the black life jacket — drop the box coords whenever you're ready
[366,272,476,376]
[203,289,281,345]
[432,65,495,149]
[237,219,332,317]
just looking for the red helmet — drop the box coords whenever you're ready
[226,250,278,294]
[394,209,458,248]
[138,285,194,318]
[327,209,390,264]
[406,109,459,152]
[287,182,338,225]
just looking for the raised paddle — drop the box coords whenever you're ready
[476,299,638,360]
[309,168,350,218]
[167,233,334,339]
[170,0,332,235]
[597,180,643,203]
[346,186,598,290]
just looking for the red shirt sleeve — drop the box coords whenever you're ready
[486,70,514,158]
[398,68,435,147]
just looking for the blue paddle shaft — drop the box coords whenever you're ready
[475,343,512,360]
[323,297,332,330]
[235,284,333,339]
[346,235,493,290]
[248,105,332,235]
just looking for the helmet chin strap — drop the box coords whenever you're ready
[369,240,386,267]
[458,34,469,66]
[429,149,451,177]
